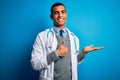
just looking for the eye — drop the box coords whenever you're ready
[62,10,66,14]
[53,11,59,15]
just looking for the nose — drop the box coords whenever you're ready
[58,12,62,17]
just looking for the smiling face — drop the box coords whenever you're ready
[51,5,67,29]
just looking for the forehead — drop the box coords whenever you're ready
[52,5,66,11]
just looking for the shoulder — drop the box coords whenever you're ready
[35,28,52,42]
[38,28,50,35]
[37,28,51,37]
[67,28,79,40]
[71,32,79,41]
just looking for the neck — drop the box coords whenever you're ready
[54,25,65,30]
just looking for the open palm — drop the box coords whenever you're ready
[82,44,104,54]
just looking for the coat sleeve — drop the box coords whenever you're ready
[30,32,48,70]
[76,36,85,63]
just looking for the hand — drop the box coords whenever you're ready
[82,44,104,54]
[56,40,68,57]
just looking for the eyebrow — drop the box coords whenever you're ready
[54,9,66,12]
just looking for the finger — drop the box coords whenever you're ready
[95,46,104,50]
[65,48,68,50]
[64,48,68,52]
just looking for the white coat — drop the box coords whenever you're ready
[31,27,83,80]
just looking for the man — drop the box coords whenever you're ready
[30,2,103,80]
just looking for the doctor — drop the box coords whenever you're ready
[30,2,103,80]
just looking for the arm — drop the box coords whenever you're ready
[30,33,68,70]
[47,40,68,64]
[77,52,85,63]
[30,33,49,70]
[81,44,104,54]
[77,44,104,63]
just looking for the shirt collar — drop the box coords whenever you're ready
[53,26,67,33]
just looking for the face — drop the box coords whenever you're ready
[51,5,67,28]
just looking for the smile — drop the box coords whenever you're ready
[58,18,64,21]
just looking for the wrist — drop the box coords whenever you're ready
[82,48,87,54]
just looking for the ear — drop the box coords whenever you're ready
[50,15,53,20]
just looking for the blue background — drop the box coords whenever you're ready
[0,0,120,80]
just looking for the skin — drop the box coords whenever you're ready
[51,5,104,57]
[51,5,66,29]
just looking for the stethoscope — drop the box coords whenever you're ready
[46,28,77,51]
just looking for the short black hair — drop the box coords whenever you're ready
[50,2,66,15]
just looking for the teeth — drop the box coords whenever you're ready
[58,18,63,21]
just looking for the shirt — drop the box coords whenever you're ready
[53,26,68,38]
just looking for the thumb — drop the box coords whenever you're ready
[89,44,94,47]
[61,40,65,46]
